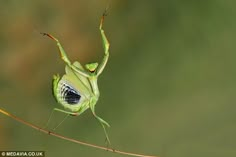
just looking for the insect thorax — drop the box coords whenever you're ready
[89,76,100,98]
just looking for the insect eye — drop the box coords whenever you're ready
[60,83,81,105]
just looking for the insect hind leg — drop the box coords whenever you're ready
[43,108,55,129]
[89,103,111,146]
[43,108,78,130]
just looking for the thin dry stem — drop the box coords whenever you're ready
[0,108,158,157]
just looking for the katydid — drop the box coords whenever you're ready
[41,12,111,144]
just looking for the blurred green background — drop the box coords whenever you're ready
[0,1,236,157]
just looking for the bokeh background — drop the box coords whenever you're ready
[0,1,236,157]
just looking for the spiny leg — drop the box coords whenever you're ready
[41,32,90,77]
[97,11,110,76]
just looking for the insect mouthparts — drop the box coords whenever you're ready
[89,70,96,73]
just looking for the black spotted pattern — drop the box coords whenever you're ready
[60,83,81,105]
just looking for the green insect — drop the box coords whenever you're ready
[41,12,111,144]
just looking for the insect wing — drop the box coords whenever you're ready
[63,65,92,100]
[72,61,92,92]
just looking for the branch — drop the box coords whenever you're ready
[0,108,159,157]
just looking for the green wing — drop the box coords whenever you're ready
[71,61,92,92]
[64,61,92,95]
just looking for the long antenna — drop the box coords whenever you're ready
[0,108,158,157]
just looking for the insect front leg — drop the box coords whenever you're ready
[41,33,71,65]
[41,33,90,78]
[97,11,110,76]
